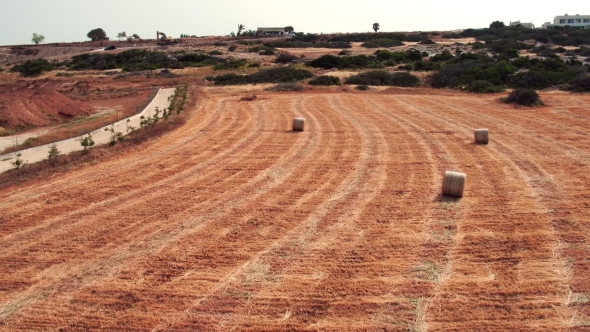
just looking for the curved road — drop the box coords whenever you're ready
[0,88,174,173]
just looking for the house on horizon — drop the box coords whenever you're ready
[542,14,590,29]
[509,21,535,29]
[256,27,290,36]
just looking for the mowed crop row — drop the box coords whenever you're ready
[1,90,590,331]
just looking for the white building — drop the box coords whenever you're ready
[256,27,288,36]
[510,21,535,29]
[543,14,590,29]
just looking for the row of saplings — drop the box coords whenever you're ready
[9,85,189,171]
[290,117,489,198]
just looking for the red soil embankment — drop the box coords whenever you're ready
[0,82,92,130]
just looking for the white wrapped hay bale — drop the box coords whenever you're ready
[474,128,489,144]
[293,117,306,132]
[442,171,466,197]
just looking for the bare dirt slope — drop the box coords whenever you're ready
[1,90,590,331]
[0,82,92,129]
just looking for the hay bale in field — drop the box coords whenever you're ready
[293,117,306,132]
[474,128,489,144]
[442,171,466,197]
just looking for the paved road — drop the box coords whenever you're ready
[0,88,174,173]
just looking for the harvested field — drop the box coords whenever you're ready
[1,89,590,330]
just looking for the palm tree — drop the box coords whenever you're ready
[237,24,245,37]
[373,23,380,33]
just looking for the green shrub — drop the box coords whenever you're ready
[565,76,590,92]
[345,71,420,87]
[465,80,505,93]
[442,33,461,39]
[212,73,248,85]
[430,50,454,62]
[213,59,248,70]
[413,61,438,71]
[398,64,413,70]
[264,41,351,49]
[503,88,541,106]
[209,50,223,55]
[405,34,426,42]
[228,45,237,52]
[212,66,313,85]
[307,54,381,69]
[361,39,404,48]
[266,83,303,92]
[11,59,55,77]
[419,39,437,45]
[248,46,276,55]
[47,144,60,166]
[309,75,340,86]
[275,54,299,63]
[356,85,370,90]
[214,42,228,46]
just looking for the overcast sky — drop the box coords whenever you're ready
[0,0,587,45]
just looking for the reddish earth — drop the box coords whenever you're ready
[1,89,590,330]
[0,84,92,129]
[0,76,179,131]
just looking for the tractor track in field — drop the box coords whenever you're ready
[1,90,590,331]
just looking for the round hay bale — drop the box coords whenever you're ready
[442,171,466,197]
[474,128,489,144]
[293,117,306,132]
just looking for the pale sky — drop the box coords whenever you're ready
[0,0,587,46]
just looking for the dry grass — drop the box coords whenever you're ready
[410,262,442,283]
[0,127,15,137]
[0,71,20,82]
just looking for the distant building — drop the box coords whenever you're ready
[509,21,535,29]
[543,14,590,29]
[256,27,288,36]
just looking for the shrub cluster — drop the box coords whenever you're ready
[431,59,516,89]
[67,49,221,72]
[307,54,382,69]
[266,83,303,92]
[11,59,56,77]
[213,59,248,71]
[465,80,505,93]
[345,71,420,87]
[502,88,541,106]
[264,41,351,49]
[275,54,299,64]
[248,46,276,55]
[375,49,424,63]
[443,25,590,47]
[309,75,340,86]
[565,76,590,92]
[211,67,313,85]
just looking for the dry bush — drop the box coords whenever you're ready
[239,94,257,101]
